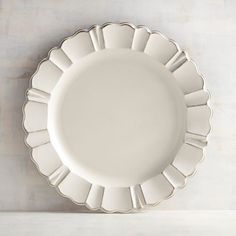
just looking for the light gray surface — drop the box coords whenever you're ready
[1,212,236,236]
[0,0,236,212]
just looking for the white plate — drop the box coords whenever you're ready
[23,23,211,213]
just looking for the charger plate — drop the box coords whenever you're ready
[23,22,211,213]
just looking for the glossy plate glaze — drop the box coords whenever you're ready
[23,23,211,213]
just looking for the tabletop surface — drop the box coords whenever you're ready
[0,212,235,236]
[0,0,236,230]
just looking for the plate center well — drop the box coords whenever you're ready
[48,49,186,187]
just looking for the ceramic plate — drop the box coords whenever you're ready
[23,22,211,213]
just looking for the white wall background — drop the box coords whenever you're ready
[0,0,236,213]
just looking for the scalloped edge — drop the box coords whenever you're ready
[22,22,212,213]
